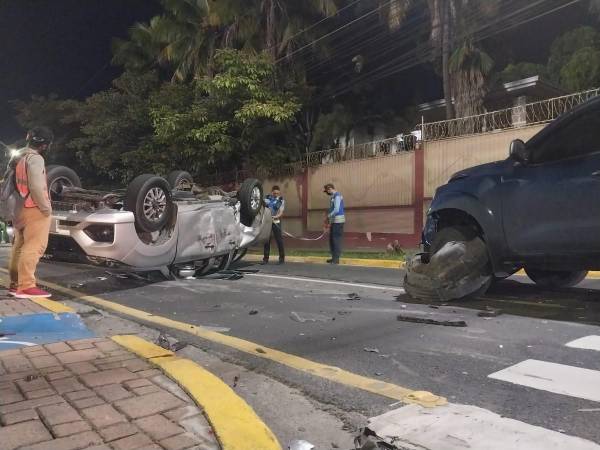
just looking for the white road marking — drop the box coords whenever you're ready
[488,359,600,403]
[246,273,405,292]
[0,338,36,347]
[368,404,600,450]
[566,335,600,352]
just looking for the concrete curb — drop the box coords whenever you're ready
[112,334,282,450]
[246,253,405,269]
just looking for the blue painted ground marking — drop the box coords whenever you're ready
[0,313,94,349]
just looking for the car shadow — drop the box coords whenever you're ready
[396,278,600,326]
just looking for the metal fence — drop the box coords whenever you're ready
[305,135,418,167]
[420,88,600,141]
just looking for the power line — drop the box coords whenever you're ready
[275,0,395,63]
[314,0,574,102]
[266,0,366,52]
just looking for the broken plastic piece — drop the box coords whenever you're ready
[397,315,467,327]
[288,440,315,450]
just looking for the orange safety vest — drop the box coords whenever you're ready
[15,155,48,209]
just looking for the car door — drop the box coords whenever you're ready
[501,103,600,257]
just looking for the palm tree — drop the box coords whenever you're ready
[113,0,220,82]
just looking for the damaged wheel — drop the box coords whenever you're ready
[404,226,492,301]
[524,268,587,288]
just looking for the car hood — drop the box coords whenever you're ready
[448,160,507,182]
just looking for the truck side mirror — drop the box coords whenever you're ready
[509,139,530,165]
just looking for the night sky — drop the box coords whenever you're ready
[0,0,159,141]
[0,0,589,143]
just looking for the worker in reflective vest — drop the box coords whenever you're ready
[324,183,345,264]
[262,185,285,264]
[8,127,53,298]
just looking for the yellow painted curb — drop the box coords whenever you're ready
[0,268,446,408]
[246,253,405,269]
[27,297,75,313]
[112,335,282,450]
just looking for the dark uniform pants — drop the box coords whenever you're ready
[264,223,285,262]
[329,223,344,263]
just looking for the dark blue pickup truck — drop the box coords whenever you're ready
[406,96,600,300]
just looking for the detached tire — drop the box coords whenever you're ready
[238,178,263,226]
[46,165,82,200]
[525,269,588,288]
[125,174,173,233]
[166,170,194,191]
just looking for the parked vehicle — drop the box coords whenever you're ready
[405,96,600,300]
[45,169,271,277]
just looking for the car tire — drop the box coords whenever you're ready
[404,226,492,301]
[524,268,588,288]
[46,165,82,200]
[125,174,174,233]
[166,170,194,191]
[238,178,263,226]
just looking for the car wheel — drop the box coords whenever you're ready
[404,226,492,301]
[524,268,588,288]
[238,178,263,226]
[46,165,82,200]
[125,174,173,233]
[166,170,194,191]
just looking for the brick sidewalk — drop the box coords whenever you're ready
[0,338,221,450]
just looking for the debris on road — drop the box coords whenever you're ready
[348,292,361,301]
[96,276,108,281]
[233,375,239,387]
[354,427,399,449]
[156,333,187,352]
[256,347,266,354]
[397,314,467,327]
[288,440,315,450]
[477,307,503,318]
[156,333,171,350]
[249,310,259,315]
[290,311,331,323]
[170,340,188,352]
[364,347,380,354]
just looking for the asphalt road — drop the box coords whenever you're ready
[5,251,600,445]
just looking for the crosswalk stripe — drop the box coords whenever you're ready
[566,335,600,352]
[367,404,600,450]
[488,359,600,403]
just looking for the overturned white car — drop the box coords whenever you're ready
[45,167,271,277]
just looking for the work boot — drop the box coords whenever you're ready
[278,259,285,265]
[260,260,269,265]
[326,259,333,263]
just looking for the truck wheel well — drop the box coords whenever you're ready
[434,209,484,241]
